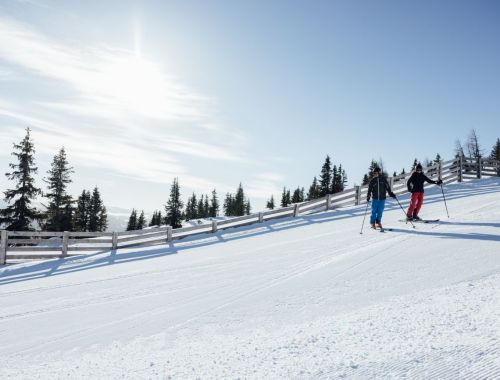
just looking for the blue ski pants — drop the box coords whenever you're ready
[370,199,386,224]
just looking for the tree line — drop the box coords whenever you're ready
[0,128,107,232]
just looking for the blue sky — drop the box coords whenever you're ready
[0,0,499,212]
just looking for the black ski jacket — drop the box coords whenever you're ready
[407,172,437,193]
[367,176,393,200]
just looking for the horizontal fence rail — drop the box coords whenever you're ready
[1,156,498,264]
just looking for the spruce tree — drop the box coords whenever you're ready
[362,160,379,185]
[137,210,145,230]
[88,187,107,232]
[223,193,234,216]
[434,153,442,164]
[127,209,138,231]
[73,190,91,231]
[307,177,319,200]
[43,147,74,231]
[165,178,183,228]
[266,195,275,210]
[203,195,210,218]
[234,183,246,216]
[411,158,419,171]
[209,189,219,217]
[197,195,205,219]
[149,210,162,226]
[281,187,289,207]
[1,128,42,231]
[299,187,305,202]
[491,138,500,175]
[319,155,332,197]
[490,138,500,160]
[185,193,197,220]
[292,187,301,203]
[245,200,251,215]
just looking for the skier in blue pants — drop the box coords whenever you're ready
[366,167,396,229]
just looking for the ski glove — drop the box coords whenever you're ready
[366,196,371,202]
[389,192,396,198]
[436,179,443,185]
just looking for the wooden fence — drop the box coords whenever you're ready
[1,156,499,264]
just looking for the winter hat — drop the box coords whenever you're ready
[416,163,423,170]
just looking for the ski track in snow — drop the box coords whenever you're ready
[0,178,499,379]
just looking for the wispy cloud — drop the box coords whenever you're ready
[0,16,254,193]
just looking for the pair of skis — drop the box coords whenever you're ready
[370,219,440,233]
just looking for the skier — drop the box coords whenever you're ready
[406,163,443,221]
[366,167,396,229]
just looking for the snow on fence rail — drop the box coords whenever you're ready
[1,156,499,264]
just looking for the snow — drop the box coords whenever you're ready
[1,178,499,379]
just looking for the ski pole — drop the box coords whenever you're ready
[440,184,450,218]
[359,200,370,234]
[394,196,416,228]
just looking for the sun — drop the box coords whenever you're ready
[98,54,170,118]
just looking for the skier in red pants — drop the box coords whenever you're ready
[406,163,442,221]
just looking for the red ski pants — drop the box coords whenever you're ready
[407,192,424,217]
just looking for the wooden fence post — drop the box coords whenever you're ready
[167,226,173,243]
[326,194,332,211]
[112,232,118,250]
[258,212,264,223]
[211,220,218,233]
[0,230,7,265]
[478,158,482,179]
[294,203,300,217]
[62,231,69,257]
[458,156,463,182]
[355,186,361,206]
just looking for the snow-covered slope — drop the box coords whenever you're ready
[1,178,499,379]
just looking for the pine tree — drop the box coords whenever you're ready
[98,206,108,232]
[434,153,442,164]
[185,193,197,220]
[197,195,205,219]
[490,138,500,160]
[43,147,74,231]
[281,187,289,207]
[299,187,305,202]
[203,195,210,218]
[88,187,107,232]
[266,195,275,210]
[455,140,465,158]
[126,209,137,231]
[234,183,246,216]
[467,129,482,176]
[137,210,145,230]
[1,128,42,231]
[73,190,91,231]
[165,178,183,228]
[362,174,369,186]
[291,187,301,204]
[209,189,219,217]
[411,158,419,171]
[223,193,234,216]
[332,164,345,193]
[245,200,251,215]
[319,155,332,197]
[307,177,320,200]
[362,160,379,185]
[490,138,500,176]
[340,166,347,192]
[149,210,162,226]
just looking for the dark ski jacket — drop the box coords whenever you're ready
[367,176,393,200]
[407,172,437,193]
